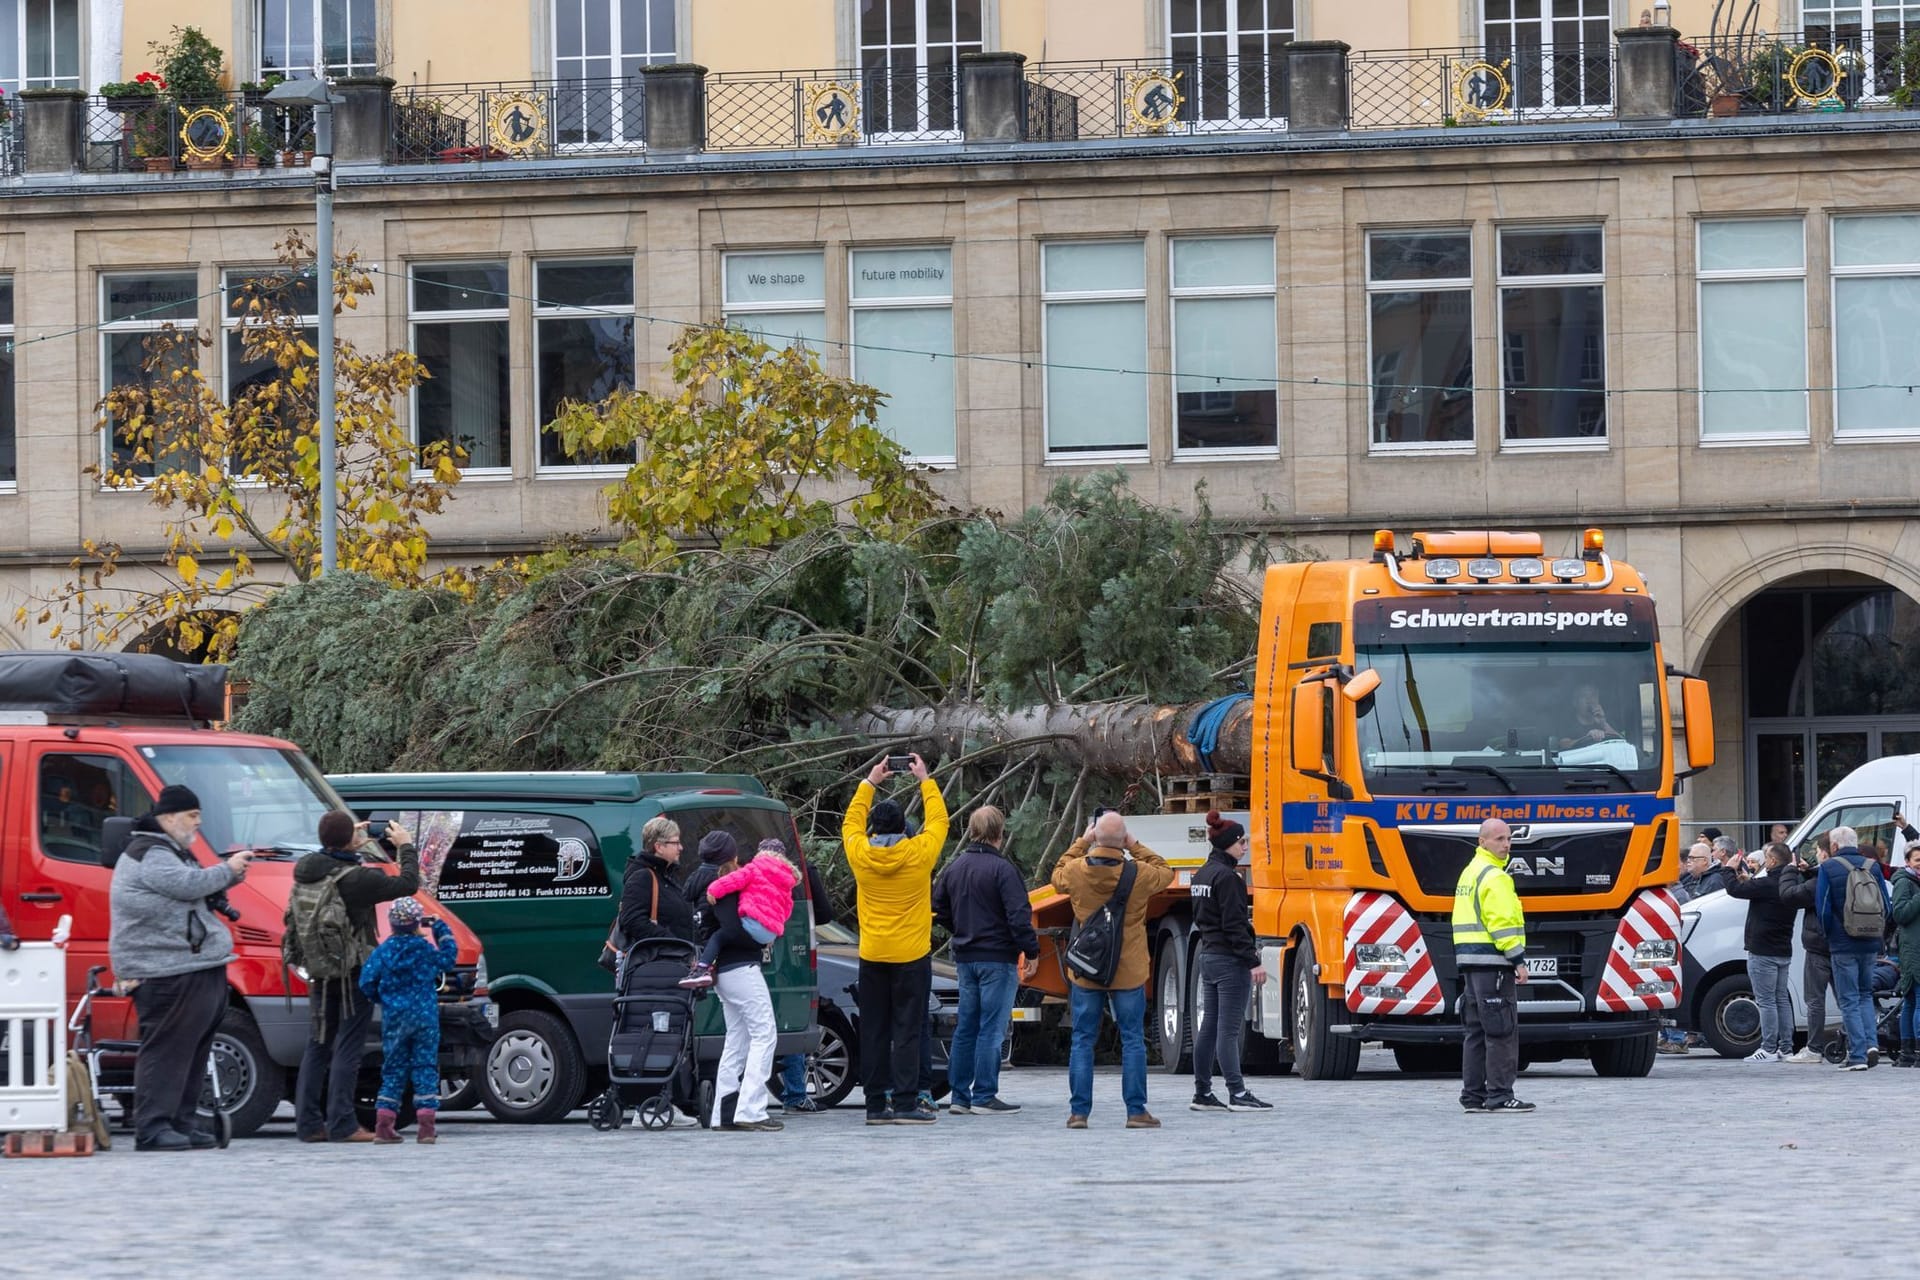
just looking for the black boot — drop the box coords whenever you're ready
[1897,1040,1917,1068]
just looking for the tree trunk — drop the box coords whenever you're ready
[847,698,1253,776]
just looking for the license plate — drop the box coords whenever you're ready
[1525,958,1558,978]
[1009,1008,1040,1023]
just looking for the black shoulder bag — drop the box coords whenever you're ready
[1065,858,1139,986]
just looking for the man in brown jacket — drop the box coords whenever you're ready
[1052,810,1175,1128]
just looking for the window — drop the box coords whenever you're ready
[1042,241,1149,457]
[0,0,81,91]
[1367,230,1474,449]
[1832,214,1920,438]
[1697,219,1807,441]
[1170,236,1276,452]
[552,0,677,147]
[1806,2,1920,101]
[0,277,12,486]
[38,753,151,865]
[1498,226,1606,445]
[859,0,981,137]
[724,250,827,354]
[259,0,377,78]
[100,273,200,478]
[223,267,318,477]
[535,258,635,470]
[1482,0,1611,113]
[411,263,511,472]
[850,246,954,461]
[1170,0,1293,125]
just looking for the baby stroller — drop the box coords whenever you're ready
[586,937,702,1131]
[69,964,230,1149]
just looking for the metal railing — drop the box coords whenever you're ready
[1021,56,1289,142]
[705,63,963,151]
[1675,30,1913,117]
[1350,45,1614,130]
[391,79,648,163]
[79,92,314,173]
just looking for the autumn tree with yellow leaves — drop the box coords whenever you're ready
[20,235,467,658]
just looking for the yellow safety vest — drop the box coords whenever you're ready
[1451,847,1527,967]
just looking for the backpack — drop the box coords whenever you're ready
[1066,858,1139,987]
[1841,858,1888,941]
[283,865,371,979]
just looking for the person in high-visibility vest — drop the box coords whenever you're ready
[1451,817,1535,1114]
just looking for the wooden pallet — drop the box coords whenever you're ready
[1161,774,1250,815]
[4,1131,96,1158]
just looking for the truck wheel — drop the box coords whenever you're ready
[1290,935,1359,1081]
[201,1009,283,1139]
[1391,1043,1462,1075]
[480,1009,586,1124]
[1591,1032,1658,1077]
[1697,972,1762,1059]
[1153,935,1191,1073]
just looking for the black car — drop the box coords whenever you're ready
[806,922,962,1108]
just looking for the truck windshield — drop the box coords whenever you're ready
[139,744,344,855]
[1355,642,1664,795]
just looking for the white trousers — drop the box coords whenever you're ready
[711,965,777,1126]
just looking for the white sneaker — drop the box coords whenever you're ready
[1743,1049,1780,1063]
[1783,1048,1823,1064]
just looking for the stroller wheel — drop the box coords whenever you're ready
[638,1095,675,1130]
[586,1090,626,1132]
[1822,1038,1848,1065]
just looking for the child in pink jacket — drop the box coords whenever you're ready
[679,839,799,989]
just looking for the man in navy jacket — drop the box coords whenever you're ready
[1814,825,1893,1069]
[932,805,1037,1114]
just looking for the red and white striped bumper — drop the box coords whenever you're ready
[1343,891,1444,1015]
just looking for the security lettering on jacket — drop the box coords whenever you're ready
[1452,846,1528,967]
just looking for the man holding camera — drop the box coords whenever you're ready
[290,810,419,1143]
[842,752,948,1126]
[108,784,252,1151]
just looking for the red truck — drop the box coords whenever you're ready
[0,652,494,1135]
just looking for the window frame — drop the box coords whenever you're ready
[1167,233,1279,460]
[1478,0,1614,116]
[1803,1,1920,103]
[1364,227,1476,456]
[0,273,12,491]
[549,0,679,151]
[1040,238,1151,463]
[220,266,319,484]
[1828,212,1920,444]
[847,245,957,466]
[722,248,830,354]
[98,270,204,484]
[1495,224,1608,451]
[407,260,514,479]
[1167,0,1294,129]
[856,0,983,141]
[1694,216,1810,447]
[36,750,153,866]
[532,255,638,476]
[257,0,380,80]
[0,0,82,92]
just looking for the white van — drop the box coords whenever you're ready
[1676,755,1916,1057]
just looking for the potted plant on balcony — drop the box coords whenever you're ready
[101,71,167,111]
[152,24,225,105]
[1891,34,1920,108]
[1743,39,1806,112]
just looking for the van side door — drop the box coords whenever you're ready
[26,743,156,1040]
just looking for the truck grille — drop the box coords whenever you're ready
[1400,829,1635,897]
[436,965,479,1001]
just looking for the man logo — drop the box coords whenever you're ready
[1508,856,1564,877]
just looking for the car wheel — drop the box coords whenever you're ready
[810,1008,857,1109]
[479,1009,585,1124]
[1698,971,1762,1059]
[200,1008,282,1139]
[438,1076,480,1111]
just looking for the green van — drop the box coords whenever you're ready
[327,771,819,1124]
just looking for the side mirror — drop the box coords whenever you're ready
[1681,677,1715,773]
[1342,668,1381,703]
[100,816,135,870]
[1291,680,1326,774]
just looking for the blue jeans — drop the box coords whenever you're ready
[778,1053,808,1106]
[1068,983,1148,1118]
[1747,954,1793,1055]
[948,961,1018,1107]
[1901,988,1919,1043]
[1830,948,1879,1064]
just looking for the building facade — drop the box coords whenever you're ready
[1,0,1917,837]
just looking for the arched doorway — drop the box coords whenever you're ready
[1742,580,1920,825]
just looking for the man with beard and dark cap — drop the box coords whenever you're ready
[109,784,253,1151]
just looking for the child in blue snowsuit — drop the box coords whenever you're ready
[359,897,456,1144]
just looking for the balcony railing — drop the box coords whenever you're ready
[1022,56,1289,142]
[1350,45,1614,130]
[704,64,962,151]
[78,93,317,173]
[390,79,647,163]
[1675,30,1915,117]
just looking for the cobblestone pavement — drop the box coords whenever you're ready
[0,1047,1899,1277]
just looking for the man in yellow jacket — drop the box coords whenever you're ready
[843,752,948,1126]
[1452,817,1534,1113]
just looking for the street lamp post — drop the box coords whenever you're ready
[264,76,345,575]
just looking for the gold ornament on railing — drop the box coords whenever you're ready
[488,92,547,156]
[804,82,860,143]
[178,104,234,163]
[1453,58,1512,121]
[1123,69,1185,133]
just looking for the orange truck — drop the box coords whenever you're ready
[1026,528,1715,1080]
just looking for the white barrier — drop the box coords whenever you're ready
[0,943,69,1131]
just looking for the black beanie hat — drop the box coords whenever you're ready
[698,830,739,865]
[153,784,202,816]
[868,799,906,837]
[1206,810,1245,853]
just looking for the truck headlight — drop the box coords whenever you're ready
[1631,938,1677,967]
[1354,943,1409,971]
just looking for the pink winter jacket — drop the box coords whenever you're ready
[708,852,799,935]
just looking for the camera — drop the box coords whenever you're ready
[885,755,915,774]
[205,889,242,923]
[366,819,391,840]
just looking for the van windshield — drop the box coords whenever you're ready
[139,744,343,855]
[1355,642,1665,795]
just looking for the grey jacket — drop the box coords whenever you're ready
[109,829,243,980]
